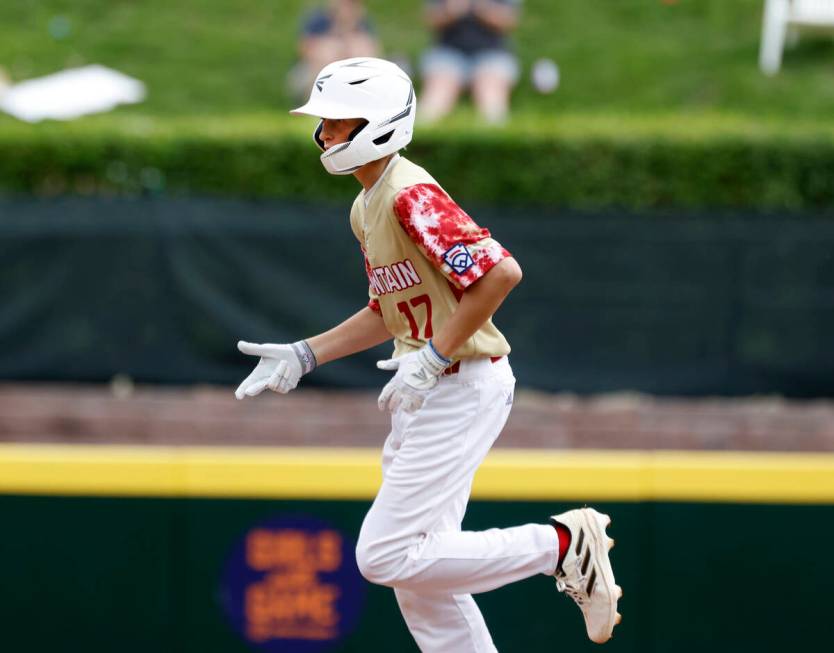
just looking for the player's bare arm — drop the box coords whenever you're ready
[431,256,522,359]
[307,306,392,365]
[375,255,521,412]
[235,307,390,399]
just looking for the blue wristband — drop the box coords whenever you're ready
[427,339,452,365]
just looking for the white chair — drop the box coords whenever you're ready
[759,0,834,74]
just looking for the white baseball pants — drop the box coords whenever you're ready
[356,357,559,652]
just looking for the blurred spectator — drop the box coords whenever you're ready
[288,0,380,101]
[419,0,521,124]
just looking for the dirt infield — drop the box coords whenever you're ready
[1,382,832,451]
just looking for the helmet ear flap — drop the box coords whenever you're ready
[347,120,368,141]
[313,121,325,151]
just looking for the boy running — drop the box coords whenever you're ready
[235,57,621,652]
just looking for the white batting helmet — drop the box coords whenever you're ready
[290,57,416,175]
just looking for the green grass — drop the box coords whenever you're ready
[0,0,833,129]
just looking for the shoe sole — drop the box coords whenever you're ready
[580,508,621,643]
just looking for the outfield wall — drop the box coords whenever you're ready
[1,444,832,653]
[2,197,833,397]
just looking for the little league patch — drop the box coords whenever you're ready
[443,243,475,275]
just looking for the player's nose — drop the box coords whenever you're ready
[319,120,334,147]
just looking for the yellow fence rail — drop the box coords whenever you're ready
[1,444,833,504]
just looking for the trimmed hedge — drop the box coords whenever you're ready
[1,116,833,211]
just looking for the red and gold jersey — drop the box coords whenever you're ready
[349,156,512,360]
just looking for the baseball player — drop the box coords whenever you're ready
[235,57,621,651]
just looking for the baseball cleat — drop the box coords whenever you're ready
[550,508,621,644]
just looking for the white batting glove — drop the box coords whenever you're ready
[235,340,317,399]
[376,341,451,413]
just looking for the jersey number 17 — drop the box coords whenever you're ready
[396,294,433,339]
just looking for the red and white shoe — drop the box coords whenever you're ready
[551,508,622,644]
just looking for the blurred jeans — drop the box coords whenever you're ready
[420,46,519,84]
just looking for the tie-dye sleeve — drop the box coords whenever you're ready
[393,183,511,289]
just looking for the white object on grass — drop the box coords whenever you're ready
[0,64,146,122]
[531,58,560,94]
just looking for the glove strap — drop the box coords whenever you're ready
[428,340,451,365]
[420,340,451,377]
[291,340,318,375]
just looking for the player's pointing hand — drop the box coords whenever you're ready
[235,340,317,399]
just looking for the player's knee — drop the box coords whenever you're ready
[355,538,399,586]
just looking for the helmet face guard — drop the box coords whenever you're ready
[291,58,416,175]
